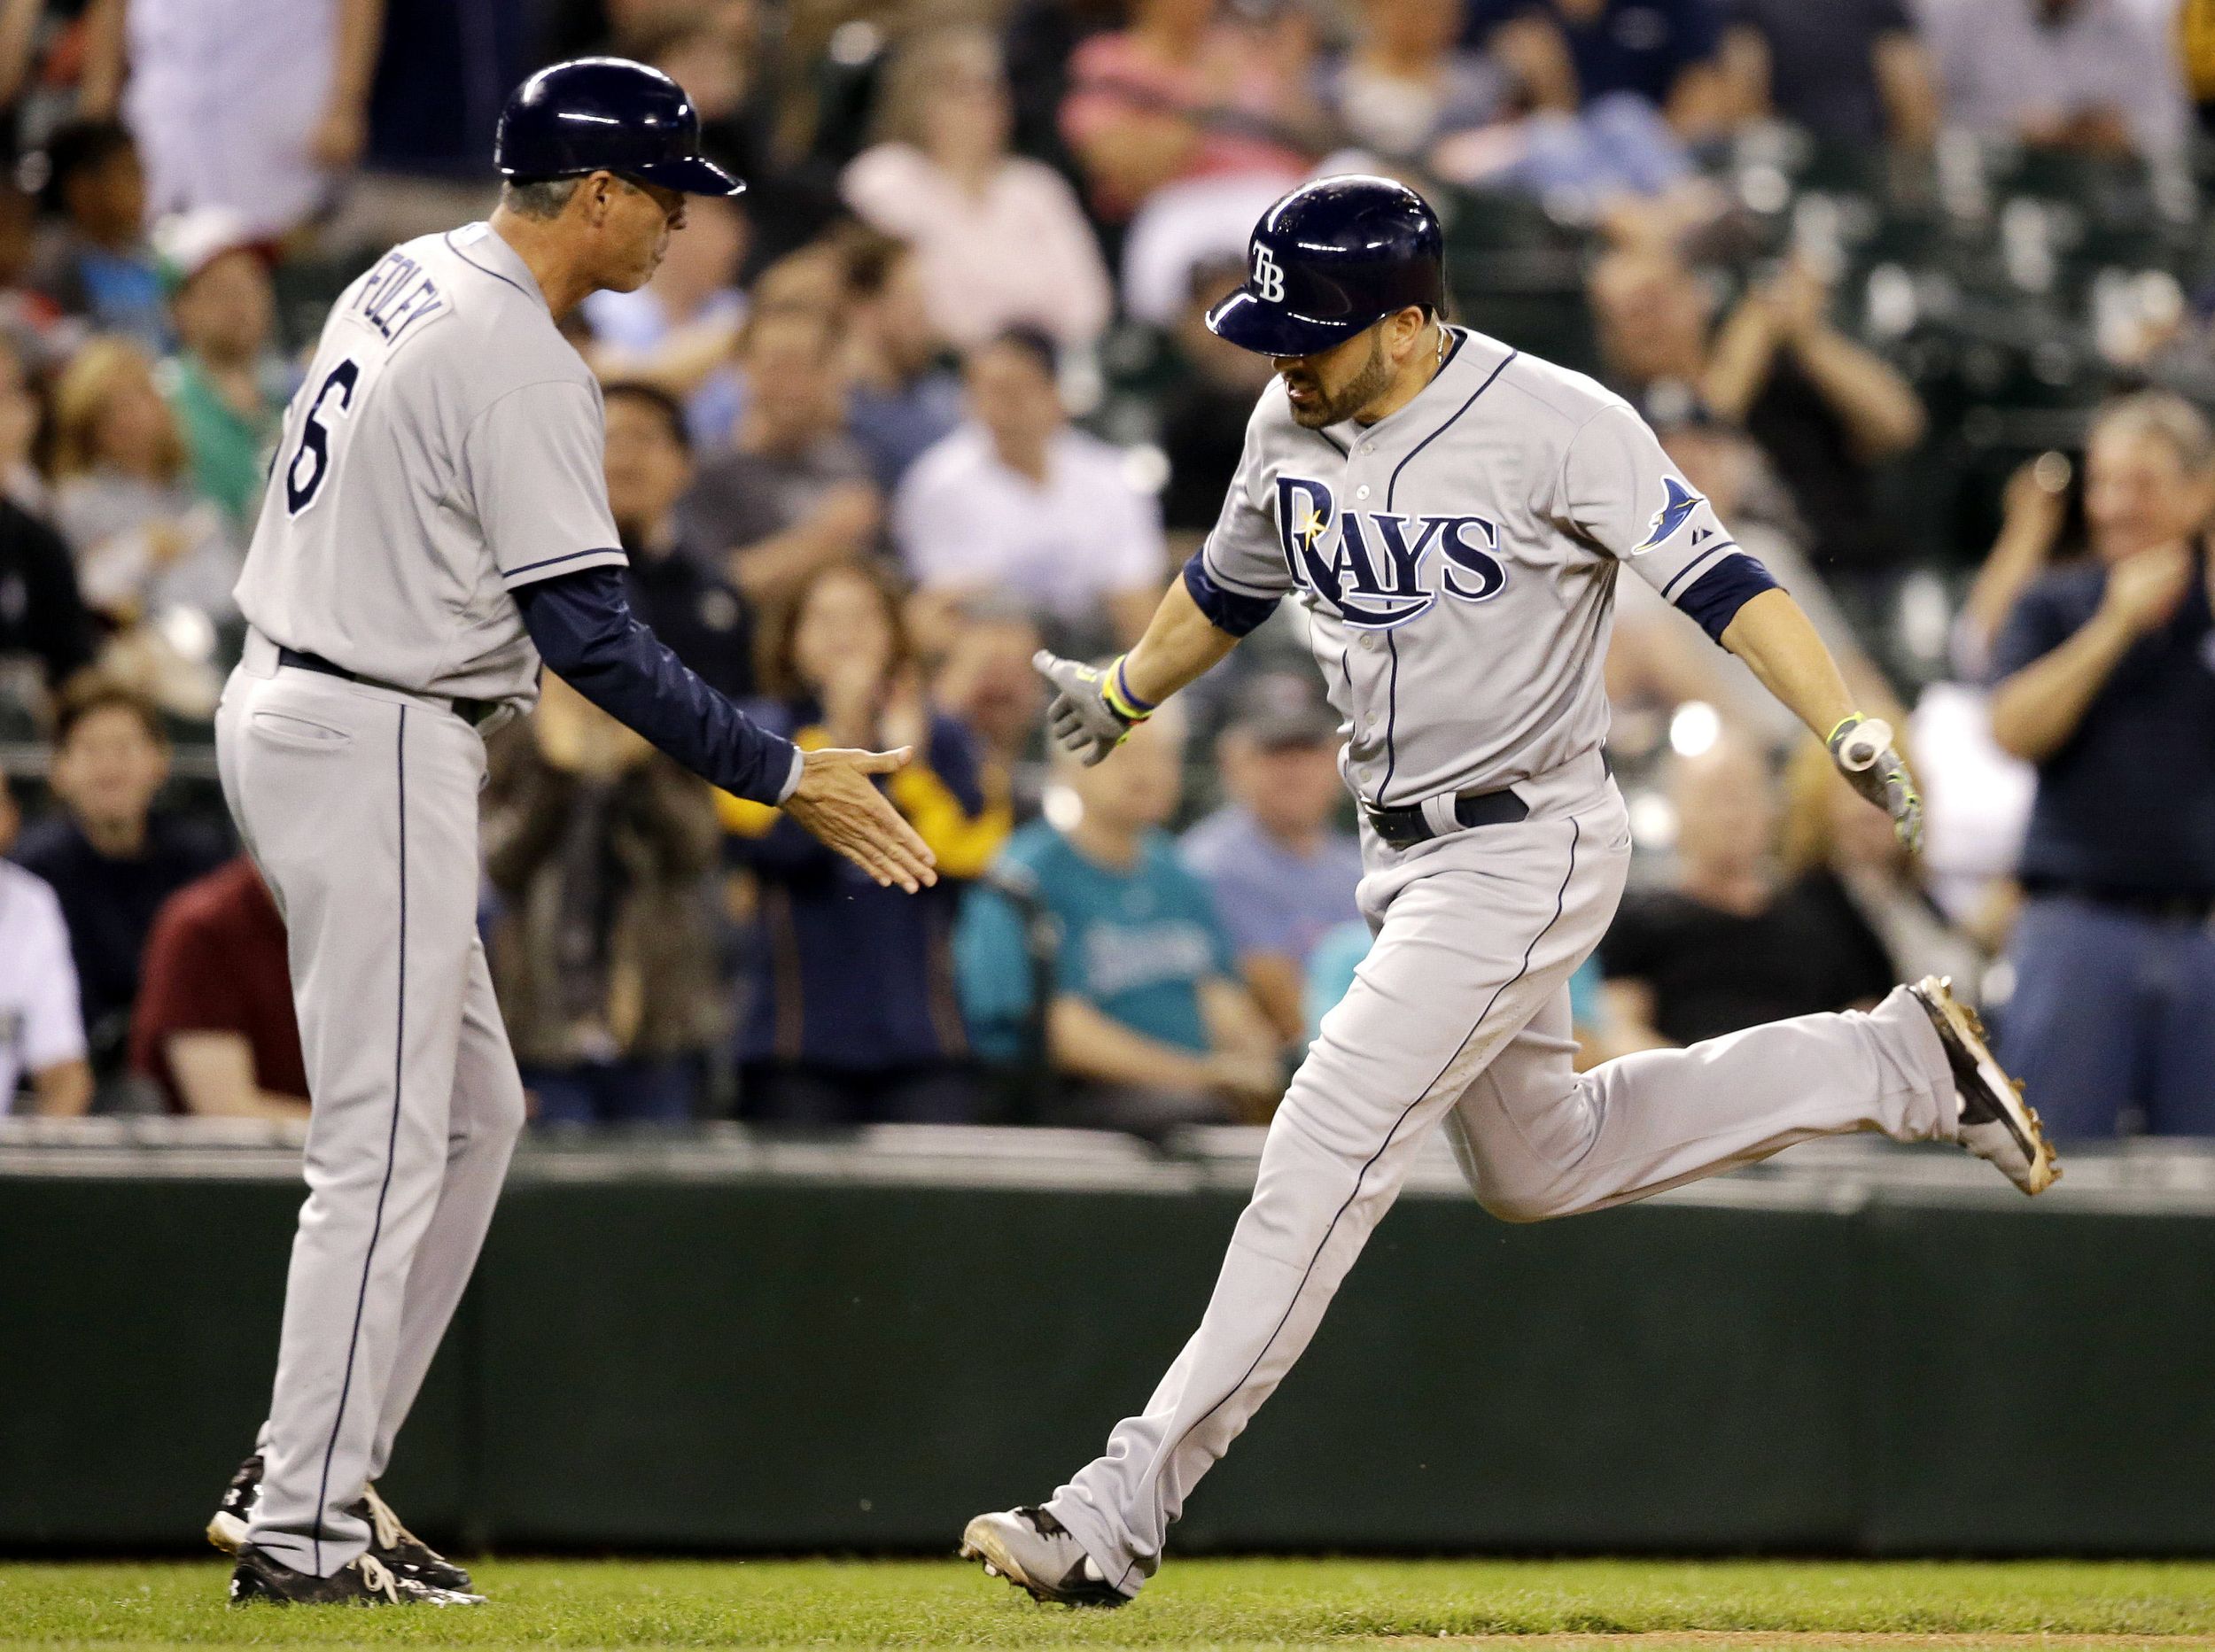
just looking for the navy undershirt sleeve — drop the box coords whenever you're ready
[516,564,799,806]
[1183,550,1281,636]
[1675,551,1780,643]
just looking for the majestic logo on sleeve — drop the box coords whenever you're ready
[1634,477,1705,555]
[1275,476,1506,629]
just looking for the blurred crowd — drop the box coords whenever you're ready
[0,0,2211,1142]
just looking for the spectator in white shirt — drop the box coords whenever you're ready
[841,27,1114,351]
[894,329,1166,651]
[93,0,385,239]
[0,766,91,1116]
[1917,0,2190,167]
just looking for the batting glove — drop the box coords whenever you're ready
[1828,714,1923,853]
[1035,650,1153,767]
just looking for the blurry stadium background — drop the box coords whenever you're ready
[4,0,2215,1577]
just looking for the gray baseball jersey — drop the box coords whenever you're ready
[235,221,625,710]
[1020,323,1973,1601]
[1197,327,1745,805]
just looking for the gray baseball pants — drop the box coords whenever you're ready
[216,637,525,1577]
[1046,757,1957,1597]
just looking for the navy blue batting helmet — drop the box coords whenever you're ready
[495,58,742,198]
[1207,175,1444,358]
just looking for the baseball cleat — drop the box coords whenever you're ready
[960,1507,1130,1608]
[228,1545,483,1606]
[1910,975,2060,1196]
[207,1454,473,1592]
[206,1454,260,1555]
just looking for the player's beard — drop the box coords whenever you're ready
[1286,331,1395,430]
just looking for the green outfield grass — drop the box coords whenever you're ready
[4,1557,2215,1650]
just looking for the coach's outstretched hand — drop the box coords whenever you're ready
[784,747,939,893]
[1828,715,1924,854]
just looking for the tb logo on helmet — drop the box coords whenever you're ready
[1253,244,1286,305]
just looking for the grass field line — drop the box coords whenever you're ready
[8,1557,2215,1648]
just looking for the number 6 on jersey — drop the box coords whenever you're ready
[284,359,361,516]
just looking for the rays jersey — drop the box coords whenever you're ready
[1189,328,1774,806]
[234,221,626,710]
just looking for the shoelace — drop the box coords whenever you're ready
[362,1485,404,1554]
[354,1553,400,1604]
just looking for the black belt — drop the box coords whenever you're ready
[278,646,494,727]
[2023,878,2215,925]
[1364,787,1528,849]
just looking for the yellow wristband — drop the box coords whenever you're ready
[1100,656,1155,725]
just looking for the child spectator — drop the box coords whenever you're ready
[956,702,1281,1132]
[842,29,1113,352]
[724,561,1006,1123]
[128,857,307,1119]
[12,676,224,1081]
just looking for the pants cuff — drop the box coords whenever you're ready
[1866,984,1956,1142]
[1042,1490,1143,1599]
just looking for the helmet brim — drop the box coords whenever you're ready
[626,155,747,197]
[1205,289,1365,359]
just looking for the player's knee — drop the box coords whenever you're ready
[1473,1175,1570,1224]
[477,1067,527,1145]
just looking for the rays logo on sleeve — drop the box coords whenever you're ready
[1634,477,1705,555]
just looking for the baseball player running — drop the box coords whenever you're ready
[963,175,2057,1607]
[205,59,935,1607]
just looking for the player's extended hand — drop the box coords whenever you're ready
[1036,650,1146,766]
[782,747,938,893]
[1828,715,1923,853]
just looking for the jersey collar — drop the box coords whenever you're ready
[447,221,551,314]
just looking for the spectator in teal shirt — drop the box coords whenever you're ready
[156,213,289,535]
[955,705,1282,1133]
